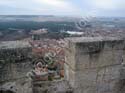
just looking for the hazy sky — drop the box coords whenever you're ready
[0,0,125,17]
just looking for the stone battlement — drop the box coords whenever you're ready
[65,37,125,93]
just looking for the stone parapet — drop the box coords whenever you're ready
[65,37,125,93]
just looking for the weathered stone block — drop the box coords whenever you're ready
[73,85,97,93]
[64,63,75,87]
[65,42,76,70]
[65,37,124,93]
[89,50,123,68]
[122,50,125,64]
[68,50,123,71]
[65,37,124,71]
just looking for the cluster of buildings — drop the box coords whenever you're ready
[30,38,66,78]
[30,29,48,40]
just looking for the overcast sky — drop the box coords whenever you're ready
[0,0,125,17]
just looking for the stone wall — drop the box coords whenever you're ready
[32,80,72,93]
[0,41,33,93]
[64,37,125,93]
[0,48,32,82]
[0,62,32,93]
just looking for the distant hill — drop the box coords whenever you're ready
[0,15,81,22]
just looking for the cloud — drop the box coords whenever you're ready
[0,0,81,16]
[80,0,125,17]
[0,0,124,17]
[91,0,125,10]
[36,0,68,8]
[35,0,81,15]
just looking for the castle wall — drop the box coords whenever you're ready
[0,48,32,82]
[64,37,125,93]
[0,42,33,93]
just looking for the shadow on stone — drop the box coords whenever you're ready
[0,90,15,93]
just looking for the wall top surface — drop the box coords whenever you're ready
[0,41,31,49]
[66,37,124,43]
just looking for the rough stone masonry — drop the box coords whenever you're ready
[0,41,32,93]
[64,37,125,93]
